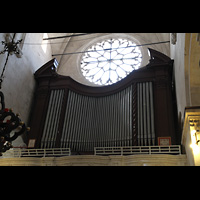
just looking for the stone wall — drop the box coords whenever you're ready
[170,33,186,124]
[0,33,52,147]
[170,33,200,131]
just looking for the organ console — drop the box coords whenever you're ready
[27,48,177,154]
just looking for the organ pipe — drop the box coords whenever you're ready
[41,90,64,148]
[39,82,155,152]
[59,86,135,152]
[137,82,155,146]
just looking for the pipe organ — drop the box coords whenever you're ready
[28,49,177,153]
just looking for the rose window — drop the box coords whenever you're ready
[80,38,142,86]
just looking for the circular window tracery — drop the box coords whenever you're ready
[80,38,142,86]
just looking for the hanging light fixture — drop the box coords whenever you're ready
[0,34,30,155]
[0,33,23,88]
[0,39,22,55]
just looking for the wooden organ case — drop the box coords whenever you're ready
[28,49,177,153]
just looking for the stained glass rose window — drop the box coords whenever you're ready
[80,38,142,86]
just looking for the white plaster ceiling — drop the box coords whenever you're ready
[46,33,170,86]
[47,33,170,63]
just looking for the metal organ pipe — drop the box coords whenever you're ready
[65,91,74,149]
[60,90,72,148]
[123,89,126,146]
[58,86,133,152]
[139,83,143,145]
[49,90,60,148]
[40,82,155,152]
[130,85,133,146]
[146,82,151,145]
[41,90,53,148]
[149,82,155,145]
[143,83,147,146]
[41,89,64,148]
[48,90,57,148]
[45,90,57,148]
[51,90,63,148]
[137,82,155,146]
[137,84,140,146]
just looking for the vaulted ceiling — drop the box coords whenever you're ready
[46,33,170,86]
[47,33,170,64]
